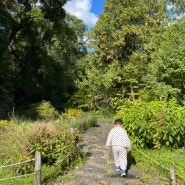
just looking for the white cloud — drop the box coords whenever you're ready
[64,0,98,28]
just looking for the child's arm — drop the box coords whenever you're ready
[106,145,110,150]
[105,130,113,150]
[125,131,132,152]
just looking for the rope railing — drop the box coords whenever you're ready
[0,149,72,184]
[133,146,185,183]
[0,156,37,184]
[0,137,77,184]
[0,158,35,168]
[133,146,169,171]
[0,172,35,181]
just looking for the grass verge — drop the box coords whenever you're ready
[130,147,185,185]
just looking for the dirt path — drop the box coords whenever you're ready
[68,120,140,185]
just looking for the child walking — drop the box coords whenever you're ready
[106,119,131,177]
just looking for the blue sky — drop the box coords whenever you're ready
[64,0,105,29]
[91,0,105,16]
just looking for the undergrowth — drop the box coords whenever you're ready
[0,107,97,185]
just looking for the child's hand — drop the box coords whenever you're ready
[106,146,110,150]
[127,147,131,152]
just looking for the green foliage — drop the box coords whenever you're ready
[90,0,168,86]
[0,110,97,183]
[0,122,80,176]
[74,52,121,110]
[140,72,180,101]
[0,120,8,130]
[0,0,87,110]
[36,101,58,120]
[93,107,116,119]
[144,16,185,101]
[24,124,78,171]
[116,100,185,148]
[74,0,173,109]
[24,101,58,120]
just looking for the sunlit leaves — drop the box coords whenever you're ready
[145,16,185,100]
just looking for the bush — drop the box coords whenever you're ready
[93,107,116,119]
[116,99,185,148]
[24,124,79,171]
[67,108,82,117]
[0,122,80,174]
[36,101,58,120]
[0,119,8,130]
[24,100,58,120]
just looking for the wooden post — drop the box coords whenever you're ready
[71,127,80,157]
[170,165,177,185]
[70,127,74,134]
[35,151,41,185]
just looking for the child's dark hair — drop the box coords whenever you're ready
[114,119,123,125]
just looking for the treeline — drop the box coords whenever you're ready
[75,0,185,110]
[0,0,185,116]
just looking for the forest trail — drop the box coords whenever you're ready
[67,120,140,185]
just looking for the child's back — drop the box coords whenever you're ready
[106,119,131,177]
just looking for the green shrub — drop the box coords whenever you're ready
[0,122,80,175]
[23,124,79,171]
[36,101,58,120]
[116,99,185,148]
[24,100,58,120]
[93,107,116,119]
[0,119,8,129]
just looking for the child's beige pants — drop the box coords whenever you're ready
[112,146,127,170]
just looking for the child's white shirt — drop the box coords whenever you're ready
[106,127,131,148]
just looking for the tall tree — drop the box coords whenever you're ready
[0,0,87,110]
[142,16,185,101]
[77,0,169,107]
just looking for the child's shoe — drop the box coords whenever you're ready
[115,166,121,172]
[121,170,126,177]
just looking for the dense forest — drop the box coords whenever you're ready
[0,0,185,117]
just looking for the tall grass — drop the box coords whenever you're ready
[0,123,33,163]
[0,111,97,185]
